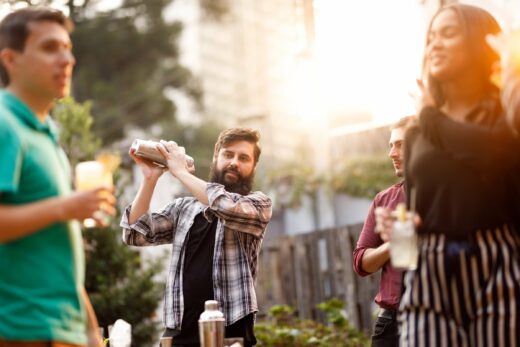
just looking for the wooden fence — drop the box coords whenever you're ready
[256,224,379,334]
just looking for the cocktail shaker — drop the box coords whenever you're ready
[199,300,225,347]
[131,139,194,167]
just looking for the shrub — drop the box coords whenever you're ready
[255,299,369,347]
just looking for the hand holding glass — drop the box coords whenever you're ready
[389,203,418,270]
[75,161,114,227]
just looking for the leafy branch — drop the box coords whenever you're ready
[331,155,397,199]
[255,299,369,346]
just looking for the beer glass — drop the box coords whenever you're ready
[75,160,113,227]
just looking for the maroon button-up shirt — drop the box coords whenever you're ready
[353,181,405,310]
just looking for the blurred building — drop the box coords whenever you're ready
[167,0,317,164]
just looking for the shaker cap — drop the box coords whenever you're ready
[205,300,219,310]
[199,300,225,321]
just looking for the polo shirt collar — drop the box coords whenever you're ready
[0,90,59,142]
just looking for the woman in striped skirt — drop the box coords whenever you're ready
[401,4,520,346]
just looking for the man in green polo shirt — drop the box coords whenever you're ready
[0,8,114,347]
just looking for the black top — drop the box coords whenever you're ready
[165,212,257,346]
[174,212,218,344]
[404,105,520,240]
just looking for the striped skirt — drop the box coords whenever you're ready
[399,225,520,347]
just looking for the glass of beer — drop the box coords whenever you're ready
[75,160,113,227]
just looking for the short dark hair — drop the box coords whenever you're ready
[424,4,501,107]
[0,8,73,86]
[213,128,261,164]
[391,115,416,130]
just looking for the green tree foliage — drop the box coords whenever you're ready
[262,143,322,208]
[53,97,164,346]
[84,227,165,346]
[70,0,201,143]
[332,155,397,199]
[263,152,397,207]
[6,0,202,144]
[52,96,101,167]
[255,300,369,347]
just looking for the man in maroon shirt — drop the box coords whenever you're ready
[353,116,413,347]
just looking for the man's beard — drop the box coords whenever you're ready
[209,165,254,196]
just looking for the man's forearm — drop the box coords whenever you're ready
[361,242,391,274]
[0,197,64,243]
[174,170,209,205]
[128,178,159,224]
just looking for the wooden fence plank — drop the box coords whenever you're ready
[256,224,379,333]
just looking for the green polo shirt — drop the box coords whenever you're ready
[0,90,86,344]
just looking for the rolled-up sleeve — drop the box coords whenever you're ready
[206,183,272,238]
[353,199,383,277]
[120,200,181,246]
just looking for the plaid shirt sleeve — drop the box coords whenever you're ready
[206,182,272,238]
[120,199,183,246]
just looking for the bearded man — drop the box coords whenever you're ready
[121,128,272,347]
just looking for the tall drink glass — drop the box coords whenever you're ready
[75,161,113,227]
[390,203,418,270]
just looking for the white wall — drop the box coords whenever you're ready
[281,191,371,235]
[333,194,372,226]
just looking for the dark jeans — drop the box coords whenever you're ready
[371,316,399,347]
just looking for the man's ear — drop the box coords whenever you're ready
[0,48,19,75]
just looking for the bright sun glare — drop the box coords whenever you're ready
[312,0,520,128]
[313,0,426,126]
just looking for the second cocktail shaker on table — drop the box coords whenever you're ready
[199,300,225,347]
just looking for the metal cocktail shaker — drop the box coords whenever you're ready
[199,300,225,347]
[131,139,194,168]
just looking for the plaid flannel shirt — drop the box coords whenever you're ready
[120,182,272,329]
